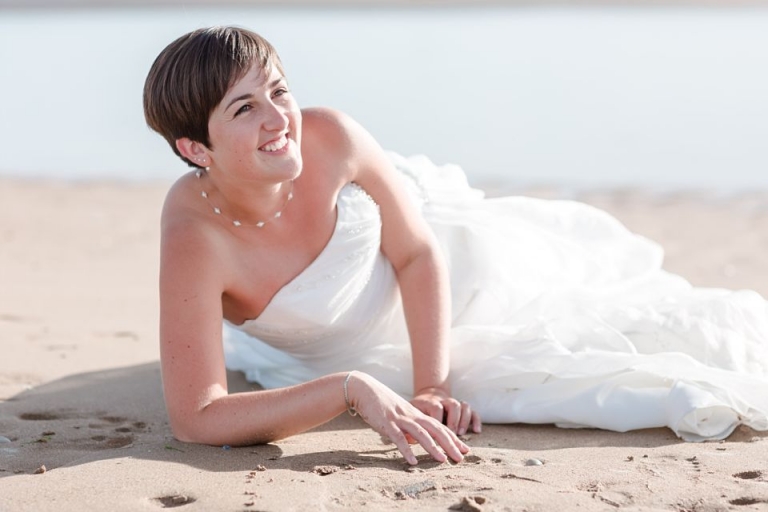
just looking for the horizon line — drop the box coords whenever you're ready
[3,0,768,9]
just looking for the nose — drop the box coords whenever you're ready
[263,100,290,132]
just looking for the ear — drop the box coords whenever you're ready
[175,137,211,167]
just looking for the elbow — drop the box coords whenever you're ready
[168,414,214,445]
[170,420,239,447]
[166,406,223,446]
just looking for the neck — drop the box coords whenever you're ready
[197,169,294,228]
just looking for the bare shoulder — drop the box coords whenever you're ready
[160,173,227,289]
[302,107,381,152]
[162,174,212,246]
[300,110,435,271]
[301,106,359,142]
[300,107,385,180]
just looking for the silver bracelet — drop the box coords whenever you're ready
[343,371,358,417]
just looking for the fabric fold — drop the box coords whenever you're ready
[224,153,768,441]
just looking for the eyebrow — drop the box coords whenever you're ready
[224,77,285,112]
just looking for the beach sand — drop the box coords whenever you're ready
[1,178,767,511]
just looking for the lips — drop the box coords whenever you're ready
[259,134,289,152]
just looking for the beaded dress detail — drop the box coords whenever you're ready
[224,153,768,441]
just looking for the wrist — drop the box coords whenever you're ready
[343,371,375,417]
[414,385,450,397]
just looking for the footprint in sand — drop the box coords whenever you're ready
[685,456,701,473]
[729,497,768,506]
[87,416,148,448]
[733,470,763,480]
[18,411,73,421]
[99,415,128,424]
[152,495,196,508]
[18,410,147,449]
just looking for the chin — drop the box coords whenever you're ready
[286,150,304,178]
[290,162,304,182]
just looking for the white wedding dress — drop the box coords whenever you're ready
[224,153,768,441]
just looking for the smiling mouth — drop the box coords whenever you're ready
[259,134,289,152]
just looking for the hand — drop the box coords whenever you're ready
[345,372,470,465]
[410,387,482,436]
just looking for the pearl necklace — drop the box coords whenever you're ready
[196,168,294,228]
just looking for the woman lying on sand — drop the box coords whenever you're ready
[143,26,768,465]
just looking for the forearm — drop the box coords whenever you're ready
[169,372,349,446]
[396,245,482,435]
[395,244,452,395]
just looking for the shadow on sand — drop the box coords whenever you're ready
[1,363,763,477]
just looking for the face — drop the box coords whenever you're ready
[205,64,302,186]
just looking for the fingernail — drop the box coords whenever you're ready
[459,427,466,435]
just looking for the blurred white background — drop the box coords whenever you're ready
[1,5,767,190]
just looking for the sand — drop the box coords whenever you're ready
[1,178,767,512]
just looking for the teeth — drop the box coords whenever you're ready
[260,135,288,152]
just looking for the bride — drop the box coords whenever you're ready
[143,26,767,465]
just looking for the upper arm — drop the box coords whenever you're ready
[159,215,229,439]
[303,107,436,271]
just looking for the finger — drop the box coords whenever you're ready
[426,402,444,423]
[388,427,419,465]
[412,397,445,423]
[402,421,448,464]
[443,399,462,433]
[457,401,472,436]
[440,418,471,455]
[471,410,483,433]
[419,418,466,463]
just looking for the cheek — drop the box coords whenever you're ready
[228,127,256,149]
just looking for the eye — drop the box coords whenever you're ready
[274,87,289,98]
[234,104,252,116]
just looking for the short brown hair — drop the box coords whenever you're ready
[143,26,285,168]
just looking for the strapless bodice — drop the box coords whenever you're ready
[226,182,407,370]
